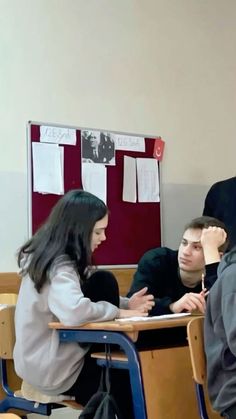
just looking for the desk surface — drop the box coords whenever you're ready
[49,315,198,333]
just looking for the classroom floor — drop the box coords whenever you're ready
[28,407,82,418]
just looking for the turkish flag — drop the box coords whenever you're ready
[153,137,165,161]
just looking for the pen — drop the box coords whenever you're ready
[201,273,205,292]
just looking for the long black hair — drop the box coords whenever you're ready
[18,190,108,292]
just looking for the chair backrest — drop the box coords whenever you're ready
[0,294,18,305]
[109,268,135,296]
[0,269,135,297]
[187,316,206,385]
[0,273,21,294]
[0,305,16,360]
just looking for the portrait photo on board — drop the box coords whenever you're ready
[81,130,115,165]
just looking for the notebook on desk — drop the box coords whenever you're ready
[115,313,191,322]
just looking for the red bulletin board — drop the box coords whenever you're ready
[29,122,161,266]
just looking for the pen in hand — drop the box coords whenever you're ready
[201,273,209,298]
[201,273,205,292]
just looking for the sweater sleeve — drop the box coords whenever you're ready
[48,264,119,326]
[219,263,236,357]
[222,291,236,357]
[127,249,173,315]
[119,296,129,309]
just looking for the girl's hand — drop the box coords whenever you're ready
[128,287,154,312]
[118,309,149,318]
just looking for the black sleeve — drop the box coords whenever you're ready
[204,262,219,290]
[127,250,173,315]
[203,185,216,216]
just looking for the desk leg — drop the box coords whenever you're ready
[59,330,147,419]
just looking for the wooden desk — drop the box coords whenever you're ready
[50,315,193,341]
[50,315,203,419]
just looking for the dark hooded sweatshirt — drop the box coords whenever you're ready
[204,251,236,414]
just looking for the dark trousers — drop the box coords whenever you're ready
[62,270,134,419]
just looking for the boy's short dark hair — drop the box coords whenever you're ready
[184,216,229,253]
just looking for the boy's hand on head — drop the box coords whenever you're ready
[128,287,154,312]
[201,226,227,250]
[201,226,227,264]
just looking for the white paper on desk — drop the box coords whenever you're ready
[113,134,145,152]
[136,158,160,202]
[116,313,191,322]
[32,142,64,195]
[122,156,136,203]
[40,125,76,145]
[82,162,107,204]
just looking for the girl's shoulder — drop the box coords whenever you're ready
[50,255,76,276]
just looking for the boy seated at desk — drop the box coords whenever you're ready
[127,216,228,317]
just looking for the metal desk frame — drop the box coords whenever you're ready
[58,329,147,419]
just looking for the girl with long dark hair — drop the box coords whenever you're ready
[13,190,154,418]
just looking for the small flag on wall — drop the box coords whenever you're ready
[153,137,165,161]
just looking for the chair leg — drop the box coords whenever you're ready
[0,398,11,413]
[0,395,52,415]
[195,383,209,419]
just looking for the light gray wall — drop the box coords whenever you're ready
[1,0,236,269]
[160,183,210,248]
[0,173,28,264]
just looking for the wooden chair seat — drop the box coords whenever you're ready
[15,382,83,410]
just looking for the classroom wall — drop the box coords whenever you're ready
[1,0,236,269]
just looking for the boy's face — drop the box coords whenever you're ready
[178,228,205,272]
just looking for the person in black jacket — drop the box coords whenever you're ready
[128,216,228,317]
[128,216,228,348]
[82,131,102,163]
[98,132,115,164]
[203,176,236,250]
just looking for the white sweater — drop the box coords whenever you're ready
[13,258,128,395]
